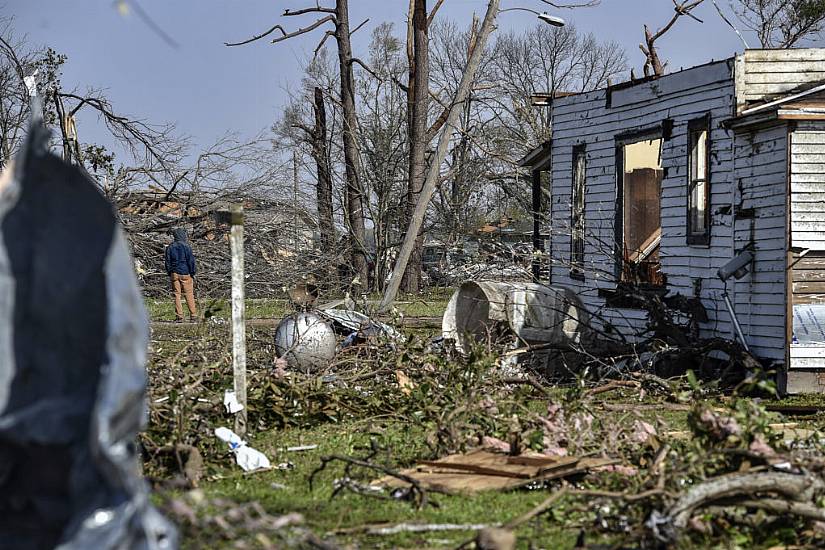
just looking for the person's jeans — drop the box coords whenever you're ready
[170,273,197,319]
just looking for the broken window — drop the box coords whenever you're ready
[571,144,586,276]
[618,137,664,286]
[535,168,552,282]
[688,117,710,245]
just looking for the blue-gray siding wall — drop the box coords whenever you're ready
[547,59,788,362]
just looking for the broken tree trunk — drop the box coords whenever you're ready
[660,471,825,541]
[335,0,369,289]
[401,0,429,294]
[379,0,501,312]
[640,0,705,77]
[312,86,336,261]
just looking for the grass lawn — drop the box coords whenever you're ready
[145,289,453,323]
[185,421,585,549]
[145,314,825,549]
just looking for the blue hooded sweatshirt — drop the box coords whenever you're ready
[165,228,196,276]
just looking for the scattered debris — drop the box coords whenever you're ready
[161,490,309,548]
[286,444,319,452]
[442,280,590,355]
[214,427,271,472]
[223,390,244,413]
[334,522,494,536]
[274,312,337,371]
[374,449,617,495]
[319,308,403,341]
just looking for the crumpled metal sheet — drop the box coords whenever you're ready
[0,122,177,549]
[318,308,403,341]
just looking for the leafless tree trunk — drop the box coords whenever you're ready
[312,86,336,258]
[380,0,502,312]
[335,0,369,288]
[227,1,369,287]
[401,0,430,293]
[640,0,704,77]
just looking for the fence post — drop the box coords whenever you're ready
[229,204,247,436]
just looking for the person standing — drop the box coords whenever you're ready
[165,228,198,322]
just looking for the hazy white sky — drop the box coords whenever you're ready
[7,0,809,158]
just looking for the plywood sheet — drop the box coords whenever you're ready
[373,450,617,495]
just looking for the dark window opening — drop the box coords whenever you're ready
[534,168,552,282]
[571,144,586,278]
[618,137,664,286]
[688,117,710,245]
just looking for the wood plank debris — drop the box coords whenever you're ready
[373,449,617,494]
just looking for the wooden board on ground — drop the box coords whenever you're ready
[372,449,617,495]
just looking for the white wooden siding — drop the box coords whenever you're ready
[737,50,825,112]
[790,124,825,250]
[789,122,825,370]
[728,125,787,361]
[548,59,789,364]
[549,60,739,344]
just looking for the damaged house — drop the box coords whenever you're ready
[521,49,825,394]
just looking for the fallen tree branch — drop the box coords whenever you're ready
[309,454,435,509]
[332,522,492,536]
[583,380,641,397]
[659,471,825,541]
[504,488,568,529]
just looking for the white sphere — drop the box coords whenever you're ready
[274,312,337,371]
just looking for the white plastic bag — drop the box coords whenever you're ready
[214,427,271,472]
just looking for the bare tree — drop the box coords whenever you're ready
[491,22,626,149]
[227,1,370,288]
[640,0,705,77]
[401,0,431,293]
[0,17,34,168]
[0,17,182,189]
[734,0,825,47]
[312,87,336,260]
[420,20,625,247]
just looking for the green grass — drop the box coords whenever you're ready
[147,313,825,549]
[146,293,453,322]
[185,420,587,549]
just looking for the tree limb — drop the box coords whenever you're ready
[225,23,290,47]
[272,16,336,44]
[283,6,336,16]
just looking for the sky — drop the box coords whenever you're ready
[6,0,816,160]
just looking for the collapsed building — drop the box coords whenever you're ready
[520,49,825,394]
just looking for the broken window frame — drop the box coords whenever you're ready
[687,115,711,246]
[571,144,586,279]
[614,127,666,288]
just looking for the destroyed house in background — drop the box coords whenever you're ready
[119,190,320,297]
[521,49,825,394]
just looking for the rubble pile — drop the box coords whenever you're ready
[117,190,334,298]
